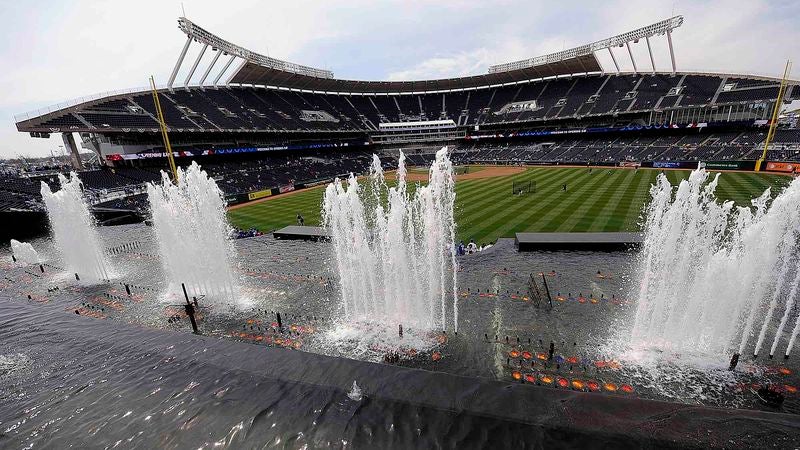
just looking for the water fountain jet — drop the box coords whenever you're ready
[147,162,240,306]
[10,240,40,265]
[630,169,800,359]
[41,173,111,282]
[322,147,458,334]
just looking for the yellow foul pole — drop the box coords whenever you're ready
[150,76,179,183]
[756,60,792,171]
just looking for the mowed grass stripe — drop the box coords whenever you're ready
[228,166,792,239]
[603,169,654,231]
[715,172,752,206]
[456,166,548,197]
[733,172,773,200]
[564,170,637,231]
[473,168,595,241]
[578,168,638,232]
[536,170,619,231]
[456,174,564,241]
[454,169,564,233]
[465,168,589,241]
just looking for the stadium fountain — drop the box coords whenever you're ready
[630,169,800,360]
[10,239,40,265]
[322,147,458,334]
[40,173,111,282]
[146,162,240,306]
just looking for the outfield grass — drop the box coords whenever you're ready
[228,167,791,245]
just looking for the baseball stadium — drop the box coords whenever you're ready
[3,12,800,448]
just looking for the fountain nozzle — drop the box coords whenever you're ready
[729,353,740,371]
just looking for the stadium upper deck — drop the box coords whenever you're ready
[13,15,800,160]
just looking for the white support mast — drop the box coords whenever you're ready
[645,36,656,73]
[199,50,222,86]
[607,48,620,73]
[667,29,677,75]
[626,42,638,74]
[176,16,333,79]
[214,55,237,86]
[168,35,192,89]
[489,15,683,74]
[184,43,208,88]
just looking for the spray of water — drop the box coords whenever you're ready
[41,173,111,282]
[10,240,40,265]
[322,147,458,333]
[146,162,240,306]
[631,170,800,358]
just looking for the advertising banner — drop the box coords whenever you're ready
[652,161,698,169]
[702,161,755,171]
[765,161,799,173]
[653,161,682,169]
[247,190,273,201]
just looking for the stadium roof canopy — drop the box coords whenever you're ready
[175,16,683,94]
[230,55,600,93]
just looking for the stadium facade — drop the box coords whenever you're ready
[5,15,800,226]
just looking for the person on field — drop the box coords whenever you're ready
[467,239,478,254]
[297,214,304,226]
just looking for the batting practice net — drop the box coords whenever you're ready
[512,180,534,195]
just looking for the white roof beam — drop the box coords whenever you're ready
[214,55,237,86]
[177,16,333,79]
[667,29,677,75]
[168,35,192,89]
[184,43,208,88]
[199,50,222,87]
[607,48,621,73]
[646,36,656,74]
[626,42,638,74]
[490,15,683,74]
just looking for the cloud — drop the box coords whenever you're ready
[387,49,494,81]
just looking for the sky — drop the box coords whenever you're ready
[1,0,799,158]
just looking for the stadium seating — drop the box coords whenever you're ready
[5,125,800,215]
[26,73,790,135]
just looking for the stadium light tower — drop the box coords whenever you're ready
[168,17,334,90]
[489,16,683,75]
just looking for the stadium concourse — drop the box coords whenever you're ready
[6,14,800,237]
